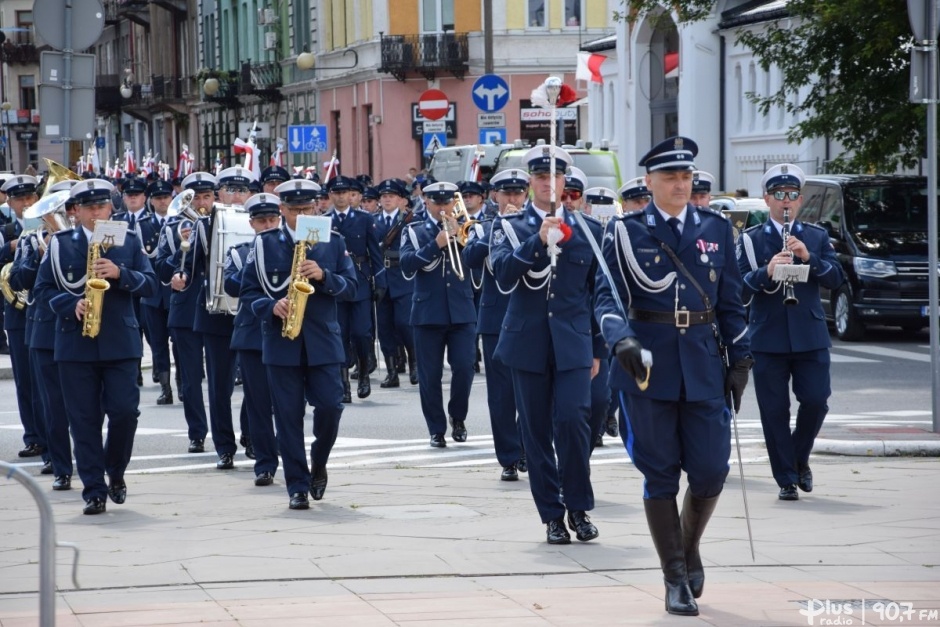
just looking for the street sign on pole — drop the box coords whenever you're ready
[418,89,450,121]
[471,74,510,112]
[423,132,446,155]
[479,128,506,145]
[287,125,328,153]
[39,51,96,140]
[907,0,940,41]
[239,122,271,139]
[33,0,105,51]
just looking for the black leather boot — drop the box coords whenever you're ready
[341,368,352,404]
[396,346,407,373]
[137,359,144,387]
[680,489,719,599]
[380,355,400,388]
[644,498,699,616]
[156,371,174,405]
[357,356,371,399]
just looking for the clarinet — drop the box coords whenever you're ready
[781,207,798,306]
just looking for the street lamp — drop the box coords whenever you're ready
[203,77,220,97]
[296,50,315,71]
[120,68,135,99]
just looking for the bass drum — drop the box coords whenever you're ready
[205,205,255,314]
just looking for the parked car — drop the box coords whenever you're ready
[709,196,769,240]
[798,175,937,340]
[494,143,623,192]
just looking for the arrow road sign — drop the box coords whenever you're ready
[471,74,510,113]
[287,124,328,153]
[423,132,446,155]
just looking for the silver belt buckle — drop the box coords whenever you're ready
[675,310,690,328]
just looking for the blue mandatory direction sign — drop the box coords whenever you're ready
[287,124,328,153]
[471,74,510,113]
[479,128,506,145]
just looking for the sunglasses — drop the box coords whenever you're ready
[561,190,582,201]
[223,186,250,194]
[772,190,800,201]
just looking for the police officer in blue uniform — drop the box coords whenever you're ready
[595,136,752,616]
[400,181,477,448]
[489,146,605,546]
[690,171,715,208]
[15,185,77,489]
[225,192,282,487]
[326,175,386,401]
[33,178,157,514]
[457,180,487,373]
[240,178,358,510]
[138,179,175,404]
[737,164,844,501]
[260,165,290,195]
[372,179,417,388]
[0,175,44,459]
[186,166,254,469]
[156,171,215,454]
[463,168,528,481]
[617,176,652,213]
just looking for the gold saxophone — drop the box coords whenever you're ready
[82,242,111,338]
[282,236,316,340]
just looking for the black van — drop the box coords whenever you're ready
[798,175,936,341]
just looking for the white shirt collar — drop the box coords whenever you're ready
[769,218,785,237]
[655,204,687,226]
[82,226,94,240]
[384,209,399,220]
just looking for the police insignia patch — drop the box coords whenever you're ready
[735,241,743,259]
[224,255,233,269]
[493,230,506,245]
[246,248,255,264]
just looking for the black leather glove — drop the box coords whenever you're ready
[614,337,646,381]
[372,286,387,302]
[725,356,754,413]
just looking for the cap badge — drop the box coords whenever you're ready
[88,181,95,189]
[674,137,684,150]
[196,174,202,181]
[295,181,302,190]
[781,165,789,174]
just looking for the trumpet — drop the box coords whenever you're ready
[440,194,469,281]
[782,207,798,306]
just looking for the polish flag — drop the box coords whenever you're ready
[177,144,194,178]
[234,137,262,181]
[665,52,679,79]
[124,145,136,174]
[576,52,608,84]
[269,140,285,168]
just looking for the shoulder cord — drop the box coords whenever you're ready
[254,236,291,298]
[742,231,781,294]
[615,220,676,293]
[50,235,87,296]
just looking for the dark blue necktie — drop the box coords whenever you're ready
[385,215,392,229]
[667,217,682,242]
[129,214,136,229]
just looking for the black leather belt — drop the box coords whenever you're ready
[384,258,400,268]
[628,308,714,328]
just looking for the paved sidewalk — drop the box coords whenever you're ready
[1,456,939,626]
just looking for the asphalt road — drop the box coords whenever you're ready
[0,325,934,476]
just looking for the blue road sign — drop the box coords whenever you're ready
[471,74,510,113]
[479,128,507,145]
[95,136,106,149]
[423,132,447,155]
[287,124,328,153]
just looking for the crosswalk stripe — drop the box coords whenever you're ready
[834,345,931,362]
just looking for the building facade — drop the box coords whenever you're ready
[0,0,41,173]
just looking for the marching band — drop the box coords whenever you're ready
[17,122,862,618]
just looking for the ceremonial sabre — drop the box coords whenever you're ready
[724,348,756,561]
[542,76,564,269]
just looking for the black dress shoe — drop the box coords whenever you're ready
[450,418,467,443]
[546,518,571,544]
[83,498,107,515]
[52,475,72,491]
[798,464,813,493]
[254,472,274,487]
[0,345,10,355]
[188,439,205,454]
[289,492,309,510]
[594,433,605,448]
[567,510,599,542]
[216,453,235,470]
[430,434,446,448]
[136,371,144,387]
[18,443,45,458]
[357,373,371,399]
[517,453,528,473]
[40,460,53,475]
[108,479,127,504]
[310,465,328,501]
[779,484,799,501]
[501,464,518,481]
[240,436,255,460]
[605,414,619,438]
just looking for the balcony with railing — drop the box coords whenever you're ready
[0,32,39,65]
[238,61,283,103]
[95,74,124,113]
[379,32,468,82]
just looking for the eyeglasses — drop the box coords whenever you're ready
[283,205,315,214]
[772,190,800,201]
[223,186,250,194]
[561,190,582,201]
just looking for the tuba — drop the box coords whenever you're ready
[0,263,26,309]
[82,241,110,338]
[282,228,319,339]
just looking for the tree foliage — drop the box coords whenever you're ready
[619,0,926,173]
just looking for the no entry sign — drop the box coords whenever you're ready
[418,89,450,121]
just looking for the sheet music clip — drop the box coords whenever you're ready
[772,264,810,283]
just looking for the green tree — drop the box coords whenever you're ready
[620,0,927,172]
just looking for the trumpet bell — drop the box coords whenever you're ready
[168,189,197,219]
